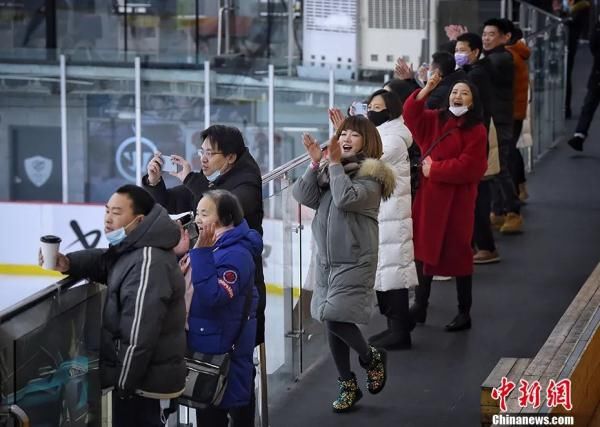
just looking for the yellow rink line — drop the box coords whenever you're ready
[0,264,301,297]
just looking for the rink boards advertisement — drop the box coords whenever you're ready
[0,201,312,292]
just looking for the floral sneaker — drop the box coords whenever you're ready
[332,373,363,413]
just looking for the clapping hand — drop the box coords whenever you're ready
[327,136,342,165]
[302,133,323,164]
[444,24,468,41]
[394,58,414,80]
[195,223,217,248]
[328,108,346,131]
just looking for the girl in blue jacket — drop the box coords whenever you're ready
[188,189,263,426]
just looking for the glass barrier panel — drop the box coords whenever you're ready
[262,175,294,405]
[77,68,136,203]
[11,284,103,427]
[0,68,62,202]
[56,1,123,63]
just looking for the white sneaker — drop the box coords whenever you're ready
[433,275,452,281]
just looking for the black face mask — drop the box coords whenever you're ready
[367,109,391,127]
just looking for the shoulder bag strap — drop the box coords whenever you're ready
[420,127,458,163]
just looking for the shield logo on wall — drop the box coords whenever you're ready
[24,156,53,187]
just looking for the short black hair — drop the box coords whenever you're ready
[383,78,415,105]
[200,125,246,159]
[483,18,513,35]
[204,189,244,227]
[509,26,523,44]
[115,185,155,215]
[431,51,456,77]
[368,88,403,118]
[456,33,484,58]
[439,80,484,129]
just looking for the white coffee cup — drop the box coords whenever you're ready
[40,235,62,269]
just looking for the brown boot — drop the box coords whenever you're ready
[473,250,501,264]
[490,213,505,230]
[518,183,529,202]
[500,213,523,234]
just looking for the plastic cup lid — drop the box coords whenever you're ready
[40,235,62,244]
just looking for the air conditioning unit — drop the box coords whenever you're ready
[359,0,426,72]
[297,0,359,80]
[297,0,426,80]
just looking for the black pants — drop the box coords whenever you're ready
[510,120,526,187]
[195,392,255,427]
[414,261,472,314]
[473,180,496,252]
[375,288,411,326]
[565,28,581,113]
[326,320,370,380]
[491,121,521,215]
[575,86,600,137]
[112,395,164,427]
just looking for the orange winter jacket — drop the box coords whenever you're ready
[506,41,531,120]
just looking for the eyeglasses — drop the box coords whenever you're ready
[197,148,223,159]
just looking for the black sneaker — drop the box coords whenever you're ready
[567,136,584,152]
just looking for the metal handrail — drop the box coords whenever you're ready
[515,0,567,23]
[261,141,328,185]
[525,21,566,42]
[0,276,82,323]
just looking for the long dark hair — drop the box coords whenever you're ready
[438,80,484,129]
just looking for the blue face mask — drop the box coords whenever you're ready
[106,227,127,246]
[206,169,221,183]
[105,217,140,246]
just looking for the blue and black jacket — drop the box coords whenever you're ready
[187,219,262,408]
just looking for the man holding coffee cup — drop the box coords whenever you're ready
[39,184,186,427]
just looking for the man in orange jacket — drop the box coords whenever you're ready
[505,24,531,202]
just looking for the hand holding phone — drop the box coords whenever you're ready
[161,155,179,173]
[351,101,368,117]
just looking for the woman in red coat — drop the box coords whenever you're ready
[403,72,488,332]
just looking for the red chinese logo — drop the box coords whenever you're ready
[491,377,573,412]
[491,377,516,412]
[518,379,542,409]
[546,379,573,411]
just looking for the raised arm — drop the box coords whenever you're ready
[292,133,324,210]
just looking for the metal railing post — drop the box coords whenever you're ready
[60,54,68,203]
[204,60,211,130]
[135,57,142,186]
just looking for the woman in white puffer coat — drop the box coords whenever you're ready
[366,88,419,350]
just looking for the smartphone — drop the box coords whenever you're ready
[160,155,179,173]
[177,213,199,247]
[351,101,368,117]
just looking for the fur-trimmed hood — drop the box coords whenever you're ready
[356,158,397,201]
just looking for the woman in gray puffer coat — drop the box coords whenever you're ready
[293,115,396,413]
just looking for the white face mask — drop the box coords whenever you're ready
[449,105,470,117]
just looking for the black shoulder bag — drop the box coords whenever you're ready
[178,282,254,409]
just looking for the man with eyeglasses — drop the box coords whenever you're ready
[142,124,264,426]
